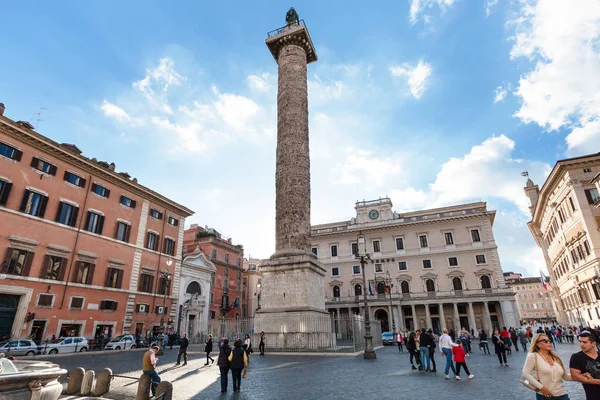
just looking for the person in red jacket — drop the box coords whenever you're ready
[452,340,474,380]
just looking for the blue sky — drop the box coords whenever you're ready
[1,0,599,277]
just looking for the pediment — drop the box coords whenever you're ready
[475,268,494,276]
[329,279,344,287]
[447,270,464,278]
[421,272,437,280]
[350,278,363,284]
[183,249,216,272]
[396,274,412,282]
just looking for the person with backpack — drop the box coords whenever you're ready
[228,339,249,392]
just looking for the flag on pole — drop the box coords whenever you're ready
[540,270,548,290]
[368,281,373,295]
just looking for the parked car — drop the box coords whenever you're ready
[44,337,88,354]
[104,335,136,350]
[382,332,395,345]
[0,339,40,356]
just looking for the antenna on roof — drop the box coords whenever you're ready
[33,107,46,130]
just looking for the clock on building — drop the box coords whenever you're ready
[368,210,379,220]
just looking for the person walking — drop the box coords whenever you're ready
[142,346,161,397]
[243,334,252,359]
[175,333,189,366]
[519,329,529,352]
[493,329,509,367]
[452,339,474,380]
[511,328,519,352]
[522,333,572,400]
[419,328,432,372]
[569,330,600,400]
[479,329,491,355]
[449,329,456,342]
[217,338,232,393]
[428,329,437,372]
[228,339,248,392]
[259,331,265,356]
[396,330,404,353]
[439,329,457,379]
[204,334,215,366]
[407,332,421,370]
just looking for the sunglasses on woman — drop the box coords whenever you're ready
[537,339,551,344]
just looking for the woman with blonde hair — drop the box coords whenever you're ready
[522,333,572,400]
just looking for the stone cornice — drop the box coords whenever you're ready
[266,23,317,63]
[0,117,193,217]
[311,212,495,239]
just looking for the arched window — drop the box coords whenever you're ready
[333,285,340,297]
[354,284,362,296]
[452,277,463,291]
[186,281,201,295]
[481,275,492,289]
[401,281,410,293]
[377,282,386,294]
[425,279,436,292]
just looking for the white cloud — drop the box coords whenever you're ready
[409,0,455,25]
[494,85,508,103]
[565,120,600,157]
[247,73,272,92]
[100,100,131,123]
[333,148,402,190]
[132,57,186,114]
[389,61,433,99]
[508,0,600,155]
[389,135,551,214]
[485,0,498,17]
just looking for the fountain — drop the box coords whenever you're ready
[0,353,67,400]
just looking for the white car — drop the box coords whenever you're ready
[45,337,88,354]
[0,339,39,356]
[104,335,136,350]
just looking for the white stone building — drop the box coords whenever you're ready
[313,198,519,333]
[525,153,600,327]
[175,246,215,337]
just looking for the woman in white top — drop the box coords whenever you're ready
[244,334,252,357]
[522,333,572,400]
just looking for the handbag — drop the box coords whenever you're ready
[242,368,248,379]
[520,354,540,392]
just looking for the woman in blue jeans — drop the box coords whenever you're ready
[522,333,572,400]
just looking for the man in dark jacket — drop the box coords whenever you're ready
[175,333,189,366]
[217,338,232,393]
[419,328,433,372]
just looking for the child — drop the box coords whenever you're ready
[452,339,474,380]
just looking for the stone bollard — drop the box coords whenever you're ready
[136,373,151,400]
[156,381,173,400]
[81,369,95,395]
[93,368,113,396]
[66,367,85,395]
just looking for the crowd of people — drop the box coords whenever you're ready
[393,324,600,399]
[140,331,265,396]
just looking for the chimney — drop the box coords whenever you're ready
[0,103,5,116]
[524,178,540,216]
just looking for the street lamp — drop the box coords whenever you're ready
[357,232,376,360]
[156,258,172,355]
[385,270,396,333]
[255,283,262,312]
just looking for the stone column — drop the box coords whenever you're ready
[274,41,311,253]
[453,303,461,332]
[411,304,417,330]
[438,303,446,330]
[467,302,477,333]
[425,304,432,330]
[398,306,405,331]
[483,301,493,333]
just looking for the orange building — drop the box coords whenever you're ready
[0,103,193,343]
[183,225,244,319]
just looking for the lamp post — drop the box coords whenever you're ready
[385,270,396,333]
[357,232,376,360]
[255,283,262,312]
[156,258,172,355]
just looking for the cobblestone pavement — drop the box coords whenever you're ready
[36,341,588,399]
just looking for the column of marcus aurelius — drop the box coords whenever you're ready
[254,10,331,350]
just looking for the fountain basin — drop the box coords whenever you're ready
[0,359,67,400]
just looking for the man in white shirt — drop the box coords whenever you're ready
[439,329,457,379]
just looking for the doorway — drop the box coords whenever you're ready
[59,324,81,338]
[375,309,389,332]
[30,320,46,344]
[459,316,470,331]
[95,324,113,339]
[0,294,20,340]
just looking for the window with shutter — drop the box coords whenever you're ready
[0,180,12,206]
[42,255,65,280]
[37,294,54,307]
[105,268,122,288]
[56,202,78,226]
[0,142,21,160]
[70,296,84,309]
[115,222,130,242]
[85,211,104,234]
[20,190,47,217]
[91,183,109,198]
[4,248,33,276]
[30,157,55,175]
[120,195,135,208]
[74,262,94,284]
